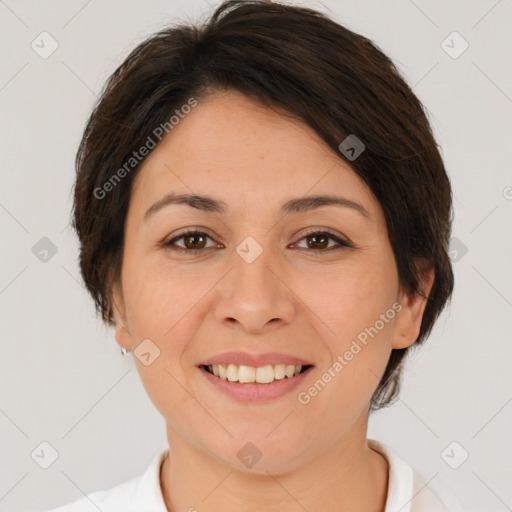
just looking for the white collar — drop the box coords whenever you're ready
[368,438,415,512]
[127,439,456,512]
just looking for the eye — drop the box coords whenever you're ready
[162,230,220,254]
[293,229,352,252]
[162,228,352,255]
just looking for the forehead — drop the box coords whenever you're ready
[130,90,378,218]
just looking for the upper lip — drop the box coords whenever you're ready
[198,351,314,368]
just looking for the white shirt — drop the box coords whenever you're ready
[41,439,464,512]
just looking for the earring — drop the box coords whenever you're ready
[121,347,131,355]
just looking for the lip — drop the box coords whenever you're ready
[199,364,314,402]
[197,351,314,367]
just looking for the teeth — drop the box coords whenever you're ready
[207,363,305,383]
[226,363,238,382]
[274,364,286,380]
[238,365,256,383]
[256,365,274,383]
[218,364,228,380]
[286,365,296,378]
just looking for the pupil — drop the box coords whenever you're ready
[308,234,328,249]
[186,234,205,249]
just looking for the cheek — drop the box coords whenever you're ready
[295,252,398,399]
[299,255,398,341]
[121,261,200,419]
[296,277,397,427]
[121,252,199,335]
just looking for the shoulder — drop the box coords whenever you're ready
[40,449,168,512]
[410,472,466,512]
[41,475,142,512]
[368,439,465,512]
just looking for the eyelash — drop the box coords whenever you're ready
[162,228,352,254]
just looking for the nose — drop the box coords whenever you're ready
[214,242,296,334]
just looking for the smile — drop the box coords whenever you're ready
[199,363,314,402]
[203,363,312,384]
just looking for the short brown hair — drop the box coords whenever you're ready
[72,0,454,411]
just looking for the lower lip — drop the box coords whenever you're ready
[198,366,313,402]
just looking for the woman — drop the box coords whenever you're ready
[44,0,464,510]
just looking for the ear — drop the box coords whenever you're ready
[392,259,435,350]
[110,280,132,351]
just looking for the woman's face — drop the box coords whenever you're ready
[112,89,431,472]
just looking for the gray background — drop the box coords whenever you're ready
[1,0,511,510]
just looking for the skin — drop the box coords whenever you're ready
[111,89,434,512]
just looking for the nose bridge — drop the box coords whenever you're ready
[215,233,294,331]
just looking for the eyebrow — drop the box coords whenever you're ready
[143,192,370,220]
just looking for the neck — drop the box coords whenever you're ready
[159,422,388,512]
